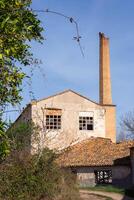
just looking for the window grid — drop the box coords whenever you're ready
[79,116,94,130]
[46,115,61,130]
[95,170,112,184]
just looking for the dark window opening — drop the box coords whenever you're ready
[46,115,61,130]
[79,116,94,130]
[94,170,112,184]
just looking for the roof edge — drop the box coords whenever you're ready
[33,89,100,106]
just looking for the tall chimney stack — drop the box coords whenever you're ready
[99,32,112,105]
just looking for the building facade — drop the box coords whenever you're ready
[14,33,116,152]
[12,33,134,188]
[57,138,134,188]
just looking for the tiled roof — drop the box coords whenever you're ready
[57,137,134,167]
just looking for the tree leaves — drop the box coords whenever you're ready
[0,120,10,161]
[0,0,43,108]
[0,0,43,160]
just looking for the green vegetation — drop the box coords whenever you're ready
[0,0,43,159]
[0,0,43,108]
[0,120,10,161]
[0,122,80,200]
[0,148,80,200]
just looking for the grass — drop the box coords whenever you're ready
[80,185,125,194]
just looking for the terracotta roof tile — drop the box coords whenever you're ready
[57,138,134,167]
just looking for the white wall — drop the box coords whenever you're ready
[31,91,106,151]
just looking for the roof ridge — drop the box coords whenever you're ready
[31,89,100,105]
[69,137,113,149]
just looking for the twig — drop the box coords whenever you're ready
[0,8,84,57]
[35,9,85,57]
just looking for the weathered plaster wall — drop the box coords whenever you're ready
[72,166,132,188]
[13,104,32,126]
[76,167,96,187]
[74,166,112,187]
[31,91,106,151]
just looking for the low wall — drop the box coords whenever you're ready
[71,165,132,188]
[75,166,112,187]
[112,166,131,188]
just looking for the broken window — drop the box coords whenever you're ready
[46,115,61,130]
[79,116,94,130]
[94,170,112,184]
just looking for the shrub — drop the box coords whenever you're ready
[0,123,80,200]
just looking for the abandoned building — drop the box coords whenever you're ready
[15,32,116,150]
[14,32,134,187]
[57,137,134,188]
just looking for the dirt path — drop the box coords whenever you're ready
[80,190,134,200]
[80,192,112,200]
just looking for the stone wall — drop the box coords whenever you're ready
[75,166,112,187]
[71,165,132,188]
[76,167,97,187]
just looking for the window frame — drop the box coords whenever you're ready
[45,114,61,130]
[94,170,112,184]
[79,116,94,131]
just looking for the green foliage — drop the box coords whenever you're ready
[0,0,43,107]
[0,149,59,200]
[0,119,10,161]
[0,149,80,200]
[0,122,80,200]
[0,0,43,161]
[7,122,34,151]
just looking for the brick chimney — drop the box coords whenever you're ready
[99,32,112,105]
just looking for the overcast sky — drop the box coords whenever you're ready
[6,0,134,138]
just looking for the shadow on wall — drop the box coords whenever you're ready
[122,187,134,200]
[113,157,132,189]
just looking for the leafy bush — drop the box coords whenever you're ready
[0,123,80,200]
[0,120,10,162]
[0,148,80,200]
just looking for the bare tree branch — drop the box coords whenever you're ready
[120,110,134,140]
